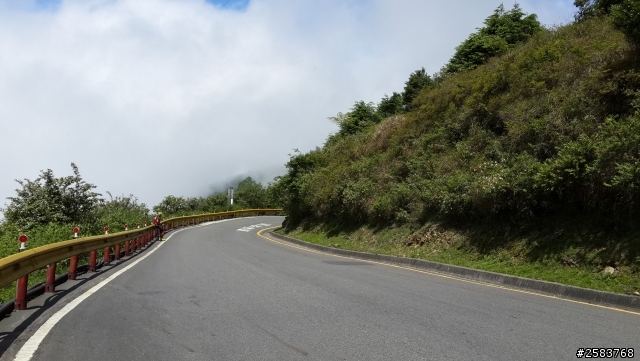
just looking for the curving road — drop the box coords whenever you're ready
[3,216,638,360]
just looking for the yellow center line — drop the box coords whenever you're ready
[256,226,640,317]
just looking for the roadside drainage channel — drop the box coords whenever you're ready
[267,230,640,312]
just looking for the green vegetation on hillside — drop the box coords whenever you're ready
[0,164,151,248]
[444,4,542,74]
[0,164,153,303]
[274,5,640,294]
[153,176,280,217]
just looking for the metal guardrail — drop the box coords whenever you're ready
[0,227,153,289]
[0,208,283,311]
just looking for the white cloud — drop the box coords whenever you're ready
[0,0,576,209]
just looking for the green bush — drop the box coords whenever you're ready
[612,0,640,45]
[444,4,542,74]
[2,163,101,230]
[275,15,640,229]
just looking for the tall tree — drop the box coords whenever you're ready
[3,163,101,229]
[377,92,404,118]
[97,192,150,230]
[402,68,433,109]
[574,0,625,20]
[330,101,381,136]
[444,4,542,74]
[153,195,189,215]
[236,177,267,208]
[611,0,640,45]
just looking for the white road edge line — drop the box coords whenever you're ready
[12,217,246,361]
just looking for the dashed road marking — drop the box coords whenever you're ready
[237,223,271,232]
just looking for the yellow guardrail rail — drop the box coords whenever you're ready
[161,209,283,228]
[0,208,283,296]
[0,226,154,289]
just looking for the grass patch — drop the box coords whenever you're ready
[277,217,640,296]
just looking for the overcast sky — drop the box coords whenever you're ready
[0,0,577,210]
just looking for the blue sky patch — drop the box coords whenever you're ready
[34,0,62,11]
[205,0,250,11]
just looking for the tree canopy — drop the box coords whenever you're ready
[402,68,433,109]
[2,163,102,230]
[611,0,640,45]
[329,101,381,136]
[444,3,542,74]
[377,92,404,118]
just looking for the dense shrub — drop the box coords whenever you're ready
[2,163,101,230]
[276,16,640,228]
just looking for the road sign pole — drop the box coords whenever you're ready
[18,234,27,251]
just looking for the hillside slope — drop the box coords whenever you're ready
[275,17,640,294]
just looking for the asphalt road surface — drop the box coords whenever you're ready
[5,216,639,360]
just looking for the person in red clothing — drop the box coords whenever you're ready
[153,212,163,240]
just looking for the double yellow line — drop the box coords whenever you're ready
[257,226,640,317]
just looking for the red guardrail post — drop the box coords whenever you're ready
[115,243,121,260]
[103,247,111,266]
[69,255,78,280]
[124,240,130,256]
[15,275,28,310]
[89,250,97,272]
[45,263,56,292]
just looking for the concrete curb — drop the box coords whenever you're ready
[267,230,640,312]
